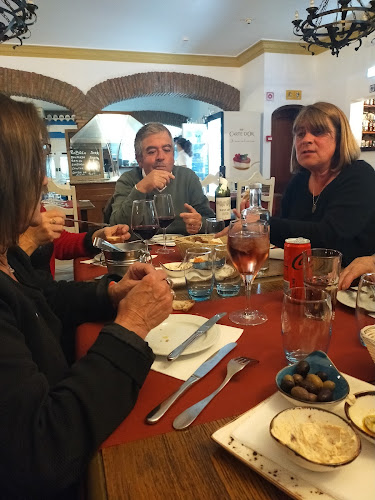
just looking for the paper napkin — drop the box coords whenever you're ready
[150,324,243,381]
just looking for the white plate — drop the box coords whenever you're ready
[149,234,184,246]
[212,374,375,500]
[145,314,219,356]
[337,289,357,309]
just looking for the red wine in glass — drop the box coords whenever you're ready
[132,225,159,241]
[153,194,176,254]
[131,199,159,256]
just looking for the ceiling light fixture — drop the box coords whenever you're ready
[0,0,38,47]
[292,0,375,56]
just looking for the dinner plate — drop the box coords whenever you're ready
[149,234,184,246]
[145,314,219,356]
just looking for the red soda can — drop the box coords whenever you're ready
[283,237,311,291]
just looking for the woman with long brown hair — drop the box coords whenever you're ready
[0,94,172,499]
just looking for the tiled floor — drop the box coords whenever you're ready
[55,259,74,281]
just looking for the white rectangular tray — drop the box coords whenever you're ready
[212,374,374,500]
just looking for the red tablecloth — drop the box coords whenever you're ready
[75,291,375,449]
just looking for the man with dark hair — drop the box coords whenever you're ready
[110,122,214,234]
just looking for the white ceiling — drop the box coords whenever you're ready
[30,0,306,56]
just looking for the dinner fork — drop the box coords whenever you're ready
[173,356,259,430]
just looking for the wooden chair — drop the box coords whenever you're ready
[45,178,79,233]
[235,170,275,215]
[200,172,219,202]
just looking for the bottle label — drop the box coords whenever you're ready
[216,197,231,220]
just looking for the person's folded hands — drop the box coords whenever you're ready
[114,269,173,338]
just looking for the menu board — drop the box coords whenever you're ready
[67,140,104,181]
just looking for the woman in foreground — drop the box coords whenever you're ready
[0,95,172,499]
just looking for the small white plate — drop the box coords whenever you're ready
[150,234,184,246]
[337,289,357,308]
[145,314,219,356]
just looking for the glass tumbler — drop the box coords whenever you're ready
[183,247,214,302]
[205,217,225,235]
[281,286,332,364]
[356,273,375,345]
[214,244,241,297]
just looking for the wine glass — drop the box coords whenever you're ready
[131,200,159,256]
[227,219,270,325]
[153,194,175,254]
[356,273,375,345]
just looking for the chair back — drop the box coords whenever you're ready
[235,170,275,215]
[45,178,79,233]
[200,172,219,202]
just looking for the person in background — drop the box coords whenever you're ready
[174,135,193,168]
[110,122,214,234]
[19,205,130,277]
[237,102,375,267]
[0,94,172,499]
[338,255,375,290]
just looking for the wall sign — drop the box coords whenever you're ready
[266,92,274,101]
[68,143,104,181]
[286,90,302,100]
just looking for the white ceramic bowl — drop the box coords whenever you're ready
[160,261,188,278]
[344,391,375,445]
[270,407,361,472]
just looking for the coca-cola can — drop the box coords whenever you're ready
[283,237,311,291]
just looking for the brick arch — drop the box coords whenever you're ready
[85,72,240,115]
[0,67,90,125]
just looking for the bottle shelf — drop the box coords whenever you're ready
[361,147,375,151]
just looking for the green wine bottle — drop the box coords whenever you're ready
[215,165,231,224]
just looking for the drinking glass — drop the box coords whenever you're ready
[153,194,175,254]
[281,286,332,364]
[356,273,375,345]
[205,217,225,235]
[227,220,269,325]
[302,248,342,319]
[183,247,214,301]
[213,244,241,297]
[131,200,159,255]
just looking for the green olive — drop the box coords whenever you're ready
[317,388,333,402]
[292,373,304,386]
[322,380,336,391]
[315,371,328,382]
[290,386,310,401]
[280,374,295,393]
[306,373,324,392]
[295,360,310,378]
[308,392,318,402]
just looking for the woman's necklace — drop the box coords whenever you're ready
[0,256,15,276]
[312,190,321,214]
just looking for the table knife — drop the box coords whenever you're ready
[167,312,227,361]
[145,342,237,424]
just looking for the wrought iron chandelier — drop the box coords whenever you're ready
[292,1,375,56]
[0,0,38,46]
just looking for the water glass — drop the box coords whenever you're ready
[214,244,241,297]
[356,273,375,345]
[205,217,225,235]
[281,286,332,364]
[302,248,342,319]
[183,247,214,301]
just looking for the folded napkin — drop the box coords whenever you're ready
[150,324,243,381]
[269,247,284,260]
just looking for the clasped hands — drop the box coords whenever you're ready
[108,263,173,339]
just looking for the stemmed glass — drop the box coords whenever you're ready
[227,219,270,325]
[153,194,175,254]
[131,200,159,256]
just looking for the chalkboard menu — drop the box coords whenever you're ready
[66,132,104,181]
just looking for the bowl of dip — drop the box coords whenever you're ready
[270,406,361,472]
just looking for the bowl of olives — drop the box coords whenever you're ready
[276,351,349,408]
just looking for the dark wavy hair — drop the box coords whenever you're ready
[0,94,46,250]
[134,122,172,159]
[174,136,193,157]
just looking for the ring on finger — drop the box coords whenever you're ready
[51,218,56,224]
